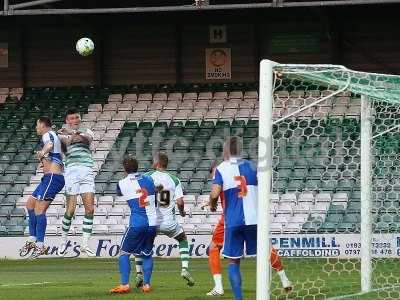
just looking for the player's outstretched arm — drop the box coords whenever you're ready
[176,197,186,217]
[209,184,222,212]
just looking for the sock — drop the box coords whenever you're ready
[119,255,131,285]
[35,214,47,243]
[82,214,94,247]
[278,269,290,286]
[228,262,243,300]
[179,240,189,270]
[142,256,153,285]
[62,213,72,238]
[27,209,37,241]
[270,247,283,271]
[208,247,223,291]
[135,256,143,274]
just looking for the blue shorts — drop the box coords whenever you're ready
[222,225,257,259]
[120,226,157,257]
[32,173,65,201]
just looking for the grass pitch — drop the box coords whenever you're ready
[1,258,400,299]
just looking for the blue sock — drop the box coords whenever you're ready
[35,214,47,243]
[119,255,131,285]
[142,256,153,285]
[228,262,243,300]
[27,209,37,239]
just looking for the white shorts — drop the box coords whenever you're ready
[64,166,95,196]
[157,220,184,239]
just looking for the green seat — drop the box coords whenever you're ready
[0,154,14,163]
[374,222,390,233]
[328,204,346,214]
[0,225,6,236]
[14,174,31,184]
[191,170,209,182]
[347,202,361,213]
[21,164,37,174]
[13,154,29,163]
[325,214,343,224]
[95,173,111,184]
[186,182,204,194]
[179,171,193,182]
[166,161,181,172]
[0,207,11,217]
[286,179,304,191]
[8,184,25,196]
[180,160,197,172]
[5,164,23,175]
[197,160,212,171]
[104,183,118,195]
[0,184,11,195]
[0,174,15,184]
[302,222,320,233]
[319,222,338,233]
[11,207,26,218]
[7,225,24,236]
[343,214,360,223]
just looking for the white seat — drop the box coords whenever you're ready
[46,225,59,235]
[108,94,123,103]
[212,100,226,109]
[277,202,293,214]
[315,193,332,203]
[113,111,130,121]
[229,91,243,100]
[313,202,330,213]
[107,121,124,130]
[132,102,148,111]
[53,194,65,206]
[93,225,109,234]
[198,92,212,101]
[153,93,168,101]
[47,206,59,217]
[118,102,133,112]
[158,110,175,121]
[109,206,125,217]
[174,110,191,121]
[104,218,118,225]
[138,93,153,102]
[123,93,137,102]
[88,104,102,112]
[183,92,197,101]
[98,195,114,206]
[244,91,258,100]
[180,100,195,109]
[182,224,196,234]
[213,91,228,100]
[270,223,282,233]
[280,193,297,203]
[168,93,183,101]
[109,224,126,234]
[149,101,165,111]
[183,195,196,205]
[196,224,213,234]
[164,101,180,110]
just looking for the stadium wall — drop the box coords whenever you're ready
[0,6,399,87]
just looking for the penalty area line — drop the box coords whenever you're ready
[327,284,400,300]
[0,281,71,288]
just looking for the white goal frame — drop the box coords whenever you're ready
[257,60,374,300]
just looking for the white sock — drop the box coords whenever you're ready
[29,236,36,242]
[36,242,44,248]
[213,274,223,291]
[278,269,289,283]
[135,257,143,274]
[82,235,89,248]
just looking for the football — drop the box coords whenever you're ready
[76,37,94,56]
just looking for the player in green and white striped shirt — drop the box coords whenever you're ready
[57,107,96,257]
[134,152,195,287]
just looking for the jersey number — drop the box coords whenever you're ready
[234,176,248,197]
[156,190,170,208]
[137,188,149,208]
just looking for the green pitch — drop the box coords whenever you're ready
[1,258,400,300]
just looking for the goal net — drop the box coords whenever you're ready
[257,61,400,300]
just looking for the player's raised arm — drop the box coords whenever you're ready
[209,167,223,212]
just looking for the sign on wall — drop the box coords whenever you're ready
[205,48,231,80]
[2,234,400,259]
[0,43,8,68]
[209,25,227,44]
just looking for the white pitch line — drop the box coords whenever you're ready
[0,281,70,288]
[327,284,400,300]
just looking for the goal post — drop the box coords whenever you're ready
[257,59,400,300]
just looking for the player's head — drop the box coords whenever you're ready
[65,107,81,129]
[223,136,242,159]
[36,116,52,136]
[153,152,168,170]
[123,154,138,175]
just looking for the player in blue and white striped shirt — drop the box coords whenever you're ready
[209,137,258,300]
[21,116,65,258]
[110,155,158,295]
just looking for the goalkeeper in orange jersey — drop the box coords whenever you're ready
[202,163,293,296]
